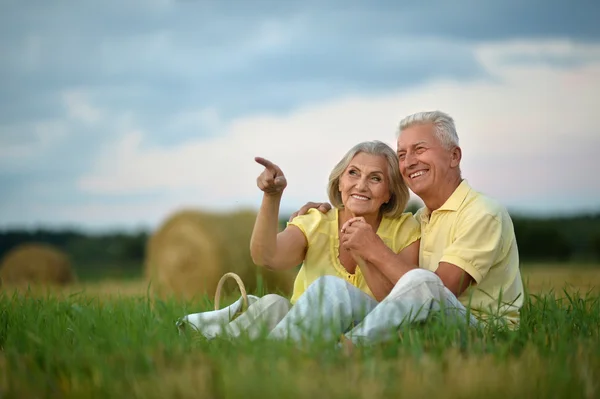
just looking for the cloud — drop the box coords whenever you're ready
[0,90,109,169]
[0,119,68,163]
[479,40,600,70]
[0,90,133,213]
[72,39,600,229]
[63,91,104,124]
[2,0,599,127]
[2,1,599,229]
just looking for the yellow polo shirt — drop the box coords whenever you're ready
[415,180,524,327]
[288,208,421,304]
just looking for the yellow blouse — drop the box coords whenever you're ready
[287,208,421,304]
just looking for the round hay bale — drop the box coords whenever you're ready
[145,208,297,301]
[0,243,77,286]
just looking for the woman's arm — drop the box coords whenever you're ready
[250,193,307,270]
[249,157,307,270]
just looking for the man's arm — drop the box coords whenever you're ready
[349,236,476,298]
[353,258,394,302]
[434,262,475,297]
[341,209,502,299]
[436,211,504,297]
[355,240,420,301]
[340,219,419,284]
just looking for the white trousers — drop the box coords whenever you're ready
[267,268,480,345]
[224,294,292,339]
[180,293,292,340]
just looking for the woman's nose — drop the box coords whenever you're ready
[355,178,367,190]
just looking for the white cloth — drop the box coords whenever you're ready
[268,268,480,345]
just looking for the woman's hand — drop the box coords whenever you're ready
[340,217,386,262]
[255,157,287,196]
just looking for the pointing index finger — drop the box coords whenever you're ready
[255,157,281,174]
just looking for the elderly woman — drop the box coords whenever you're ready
[179,140,420,341]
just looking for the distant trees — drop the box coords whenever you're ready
[592,233,600,260]
[0,212,598,280]
[512,220,572,262]
[404,200,423,215]
[510,213,600,263]
[0,229,148,280]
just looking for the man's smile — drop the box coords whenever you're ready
[409,170,428,180]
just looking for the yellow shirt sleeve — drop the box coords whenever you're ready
[286,208,324,241]
[439,211,503,284]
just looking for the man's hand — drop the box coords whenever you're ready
[339,217,386,262]
[288,201,332,222]
[255,157,287,196]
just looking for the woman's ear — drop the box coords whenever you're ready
[384,192,392,205]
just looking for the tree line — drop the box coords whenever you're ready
[1,212,599,279]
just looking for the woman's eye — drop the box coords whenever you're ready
[371,176,382,182]
[349,169,357,176]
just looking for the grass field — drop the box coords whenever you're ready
[1,264,599,398]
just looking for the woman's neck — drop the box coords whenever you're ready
[338,208,382,232]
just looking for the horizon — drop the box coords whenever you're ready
[1,203,599,235]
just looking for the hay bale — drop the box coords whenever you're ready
[0,243,77,286]
[145,208,297,301]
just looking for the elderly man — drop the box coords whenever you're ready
[267,110,524,345]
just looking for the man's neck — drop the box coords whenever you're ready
[422,175,463,212]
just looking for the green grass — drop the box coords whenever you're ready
[1,285,600,398]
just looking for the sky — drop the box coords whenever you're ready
[1,0,600,232]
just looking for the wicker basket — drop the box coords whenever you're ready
[214,272,249,313]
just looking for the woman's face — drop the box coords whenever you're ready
[338,152,391,217]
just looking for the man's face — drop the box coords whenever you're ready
[396,123,458,198]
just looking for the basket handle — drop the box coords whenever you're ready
[214,272,249,311]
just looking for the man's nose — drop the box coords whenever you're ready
[405,152,418,168]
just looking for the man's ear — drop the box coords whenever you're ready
[450,146,462,168]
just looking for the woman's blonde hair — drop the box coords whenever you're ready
[326,140,409,218]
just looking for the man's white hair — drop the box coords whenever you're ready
[398,110,460,149]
